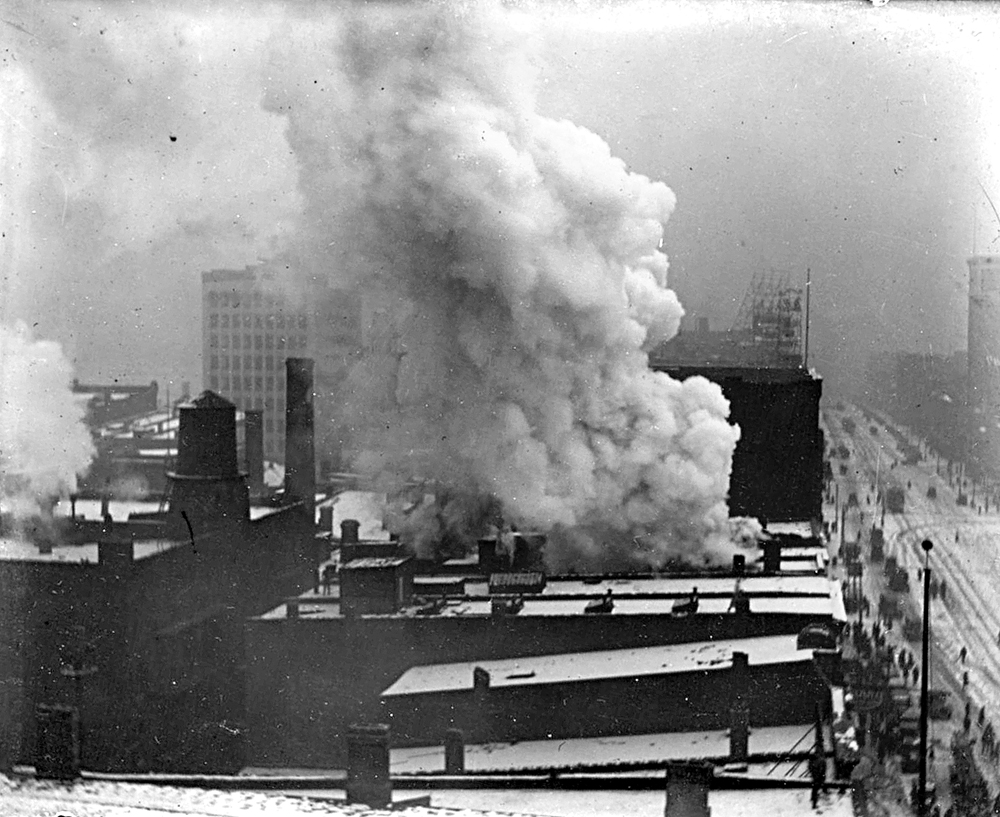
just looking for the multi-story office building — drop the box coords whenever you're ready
[202,267,359,464]
[967,255,1000,472]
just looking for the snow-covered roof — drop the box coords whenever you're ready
[381,634,813,697]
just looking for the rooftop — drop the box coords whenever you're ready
[257,572,846,621]
[391,722,819,775]
[381,634,813,697]
[0,536,183,564]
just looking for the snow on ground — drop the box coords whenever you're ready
[824,403,1000,809]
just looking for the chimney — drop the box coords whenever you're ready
[473,666,491,692]
[244,409,265,498]
[284,358,315,509]
[341,518,360,544]
[729,704,750,764]
[730,651,749,709]
[732,554,745,576]
[762,540,781,573]
[444,728,465,774]
[346,724,391,808]
[664,762,712,817]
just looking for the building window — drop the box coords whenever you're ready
[221,314,230,329]
[209,375,219,389]
[220,293,230,308]
[233,334,241,349]
[244,375,253,391]
[265,357,274,372]
[277,336,286,350]
[221,354,229,369]
[255,377,263,392]
[209,354,219,370]
[255,315,263,329]
[232,355,241,369]
[255,334,263,350]
[265,417,273,433]
[264,335,273,350]
[221,375,230,391]
[208,292,219,308]
[209,314,218,328]
[221,335,229,350]
[209,334,218,349]
[244,334,252,349]
[255,355,263,371]
[243,315,252,329]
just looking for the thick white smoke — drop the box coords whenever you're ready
[0,322,95,516]
[264,4,741,571]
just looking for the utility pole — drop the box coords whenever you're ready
[918,539,934,817]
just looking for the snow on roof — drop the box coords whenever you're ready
[381,634,813,697]
[391,723,816,775]
[534,574,834,597]
[0,536,183,564]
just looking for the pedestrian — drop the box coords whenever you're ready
[940,580,947,602]
[809,750,826,809]
[961,646,968,664]
[980,705,987,726]
[963,670,970,689]
[913,666,920,686]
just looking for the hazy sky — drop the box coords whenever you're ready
[2,0,999,397]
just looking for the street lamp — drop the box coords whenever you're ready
[917,538,933,817]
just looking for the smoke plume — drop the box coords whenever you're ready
[0,322,95,516]
[262,4,740,571]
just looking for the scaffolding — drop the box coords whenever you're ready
[730,270,804,367]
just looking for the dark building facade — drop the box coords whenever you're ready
[0,366,322,774]
[651,365,824,523]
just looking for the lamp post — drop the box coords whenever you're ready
[918,538,933,817]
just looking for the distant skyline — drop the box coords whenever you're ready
[2,1,1000,397]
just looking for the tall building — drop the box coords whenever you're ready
[202,267,360,465]
[967,255,1000,471]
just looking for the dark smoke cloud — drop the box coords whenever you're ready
[264,3,741,570]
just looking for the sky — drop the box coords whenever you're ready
[2,0,999,398]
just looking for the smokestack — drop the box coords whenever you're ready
[732,554,745,576]
[244,409,265,498]
[664,762,712,817]
[284,358,315,508]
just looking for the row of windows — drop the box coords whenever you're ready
[207,290,294,311]
[208,372,286,400]
[207,312,308,331]
[207,334,308,351]
[209,354,288,372]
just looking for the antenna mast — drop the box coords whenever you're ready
[804,267,811,369]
